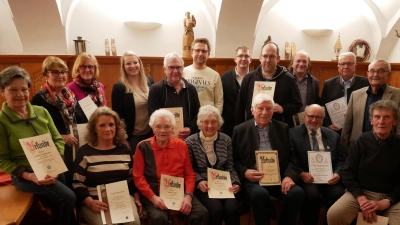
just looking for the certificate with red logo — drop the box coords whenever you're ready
[255,150,281,186]
[159,174,184,211]
[207,168,234,199]
[251,81,276,106]
[19,133,68,180]
[161,107,184,138]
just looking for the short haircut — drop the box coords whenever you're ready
[251,93,275,109]
[304,104,325,117]
[191,38,211,52]
[163,52,184,67]
[71,52,100,79]
[120,51,149,93]
[338,52,356,64]
[369,100,399,122]
[236,46,250,54]
[260,41,280,57]
[149,109,176,128]
[85,107,126,146]
[42,56,68,77]
[288,50,311,72]
[196,105,224,129]
[368,59,391,72]
[0,66,31,90]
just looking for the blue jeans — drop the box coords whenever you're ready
[12,174,77,225]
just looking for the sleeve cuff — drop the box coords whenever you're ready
[11,165,27,180]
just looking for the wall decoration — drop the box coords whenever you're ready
[291,42,296,60]
[285,42,290,60]
[105,39,110,56]
[111,38,117,56]
[348,39,371,62]
[183,11,196,58]
[333,34,342,61]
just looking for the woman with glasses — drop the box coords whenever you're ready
[0,66,77,225]
[31,56,88,188]
[185,105,241,225]
[112,51,154,151]
[67,52,107,107]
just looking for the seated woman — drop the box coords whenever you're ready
[133,109,208,225]
[186,105,241,225]
[0,66,77,225]
[67,52,106,106]
[73,107,141,225]
[31,56,88,189]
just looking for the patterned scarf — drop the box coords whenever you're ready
[73,76,105,107]
[39,81,77,134]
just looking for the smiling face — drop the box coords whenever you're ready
[292,52,309,76]
[0,78,29,111]
[164,58,183,86]
[367,61,390,89]
[46,65,67,91]
[200,114,219,137]
[95,115,116,143]
[252,100,274,128]
[338,55,356,81]
[234,49,252,69]
[259,43,280,74]
[304,105,324,131]
[191,42,210,67]
[78,58,96,82]
[124,55,140,78]
[152,116,174,144]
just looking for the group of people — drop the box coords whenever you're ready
[0,37,399,225]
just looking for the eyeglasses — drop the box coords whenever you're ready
[154,125,173,131]
[79,65,95,70]
[193,49,209,54]
[49,70,68,77]
[201,120,218,126]
[338,62,355,67]
[236,54,250,59]
[261,55,277,60]
[166,66,183,72]
[368,69,387,75]
[6,88,29,95]
[305,114,323,120]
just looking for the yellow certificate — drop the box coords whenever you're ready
[255,150,281,186]
[207,168,235,199]
[69,123,88,161]
[161,107,184,138]
[251,81,276,106]
[19,133,68,180]
[159,174,184,211]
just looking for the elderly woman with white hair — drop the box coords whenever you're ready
[185,105,241,225]
[133,109,208,225]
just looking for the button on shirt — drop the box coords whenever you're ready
[294,74,308,112]
[307,127,324,151]
[254,121,272,169]
[342,77,354,102]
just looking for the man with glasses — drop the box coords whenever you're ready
[221,46,252,137]
[290,104,345,225]
[235,42,302,128]
[148,52,200,139]
[340,59,400,153]
[321,52,369,133]
[183,38,223,113]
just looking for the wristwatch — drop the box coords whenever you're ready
[384,198,393,206]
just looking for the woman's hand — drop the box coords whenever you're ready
[197,181,210,193]
[85,198,108,213]
[22,172,57,185]
[228,184,240,194]
[134,193,142,214]
[61,134,78,147]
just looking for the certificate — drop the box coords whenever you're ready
[69,123,88,161]
[356,212,388,225]
[292,111,305,126]
[159,174,184,211]
[97,180,135,224]
[79,96,98,120]
[308,151,333,184]
[207,168,235,199]
[161,107,184,138]
[255,150,281,186]
[19,133,68,180]
[325,97,347,128]
[251,81,276,106]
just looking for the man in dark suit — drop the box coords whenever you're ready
[290,104,345,225]
[321,52,369,133]
[221,46,252,137]
[232,93,304,225]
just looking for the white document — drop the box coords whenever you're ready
[325,97,347,128]
[97,180,135,224]
[161,107,184,138]
[69,123,88,161]
[79,96,98,120]
[356,212,388,225]
[308,151,333,184]
[251,81,276,106]
[19,133,68,180]
[207,168,235,199]
[159,174,184,211]
[292,111,305,126]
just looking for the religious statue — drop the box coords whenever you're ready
[105,39,110,56]
[111,38,117,56]
[291,42,296,60]
[285,42,290,60]
[183,11,196,57]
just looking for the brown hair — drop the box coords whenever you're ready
[191,38,211,52]
[42,56,68,77]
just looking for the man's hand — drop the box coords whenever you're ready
[244,169,264,182]
[281,176,295,194]
[328,173,340,185]
[328,124,341,131]
[273,103,284,114]
[299,172,314,183]
[178,127,191,139]
[150,195,168,210]
[180,195,192,215]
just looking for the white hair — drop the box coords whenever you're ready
[163,52,184,67]
[196,105,224,129]
[338,52,356,63]
[149,109,176,128]
[251,93,275,109]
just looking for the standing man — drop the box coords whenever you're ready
[341,59,400,153]
[232,93,304,225]
[148,52,200,139]
[235,42,302,128]
[183,38,223,113]
[321,52,369,132]
[221,46,252,137]
[288,50,321,112]
[290,104,345,225]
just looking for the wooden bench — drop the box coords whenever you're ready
[0,185,35,225]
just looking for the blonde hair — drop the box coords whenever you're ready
[71,52,100,79]
[119,51,149,93]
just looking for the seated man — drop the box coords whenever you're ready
[232,93,304,225]
[290,104,345,225]
[327,100,400,225]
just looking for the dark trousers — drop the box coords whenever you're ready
[243,179,304,225]
[195,189,240,225]
[300,182,345,225]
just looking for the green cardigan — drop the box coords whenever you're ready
[0,102,64,179]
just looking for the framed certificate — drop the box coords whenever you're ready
[255,150,281,186]
[69,123,88,161]
[307,151,333,184]
[325,97,347,128]
[159,174,184,211]
[207,168,235,199]
[251,81,276,106]
[161,107,184,138]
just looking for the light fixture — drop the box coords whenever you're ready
[124,21,161,30]
[302,29,333,37]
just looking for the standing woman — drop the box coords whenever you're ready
[112,51,154,150]
[0,66,77,225]
[31,56,88,188]
[67,52,107,106]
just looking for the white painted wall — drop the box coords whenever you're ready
[0,0,22,54]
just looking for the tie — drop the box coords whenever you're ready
[311,131,319,151]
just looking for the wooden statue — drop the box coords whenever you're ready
[183,11,196,57]
[264,35,272,45]
[285,42,290,60]
[105,39,110,56]
[291,42,296,60]
[111,38,117,56]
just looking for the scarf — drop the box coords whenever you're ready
[73,76,105,107]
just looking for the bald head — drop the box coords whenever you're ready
[304,104,325,131]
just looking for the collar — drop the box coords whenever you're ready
[340,75,354,85]
[235,67,249,76]
[254,119,271,130]
[373,130,393,143]
[1,102,38,123]
[366,84,387,94]
[306,126,321,136]
[164,77,186,89]
[150,135,177,150]
[292,72,309,81]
